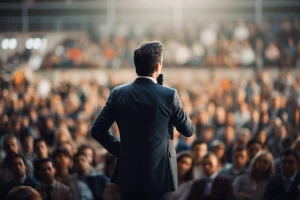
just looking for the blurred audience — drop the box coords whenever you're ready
[37,158,74,200]
[1,62,300,200]
[263,149,300,200]
[233,151,275,200]
[187,152,233,200]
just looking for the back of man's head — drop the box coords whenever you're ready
[134,41,164,76]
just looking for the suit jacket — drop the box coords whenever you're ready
[186,175,234,200]
[0,176,39,199]
[218,165,245,181]
[263,171,300,200]
[37,180,74,200]
[68,173,109,200]
[90,77,194,192]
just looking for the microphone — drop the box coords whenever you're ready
[157,74,164,85]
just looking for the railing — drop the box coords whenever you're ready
[0,0,300,32]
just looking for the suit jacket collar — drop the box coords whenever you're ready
[134,77,157,84]
[288,170,300,192]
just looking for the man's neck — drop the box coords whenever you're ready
[79,170,89,179]
[43,178,54,186]
[56,168,69,177]
[138,75,157,83]
[14,174,26,182]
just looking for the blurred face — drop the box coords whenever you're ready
[254,155,270,173]
[261,113,269,124]
[40,161,56,183]
[54,153,71,169]
[212,145,225,160]
[226,112,235,126]
[252,94,261,106]
[192,144,207,164]
[256,131,267,144]
[177,156,193,177]
[202,155,218,177]
[82,148,94,165]
[58,134,70,144]
[272,97,281,109]
[12,157,26,178]
[224,127,235,143]
[202,129,214,142]
[74,155,90,173]
[23,136,34,152]
[216,107,226,123]
[281,155,298,177]
[34,141,48,158]
[233,150,248,169]
[4,137,19,155]
[248,143,262,160]
[252,110,260,122]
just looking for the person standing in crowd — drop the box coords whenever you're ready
[234,151,275,200]
[187,152,233,200]
[33,138,49,181]
[37,158,74,200]
[52,148,73,183]
[90,41,194,200]
[191,140,208,179]
[68,152,109,200]
[263,149,300,200]
[246,139,263,168]
[219,145,248,180]
[78,145,98,172]
[172,151,194,200]
[0,134,34,182]
[0,154,39,199]
[210,140,230,169]
[20,129,36,162]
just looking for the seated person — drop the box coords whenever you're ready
[0,154,39,198]
[187,152,233,200]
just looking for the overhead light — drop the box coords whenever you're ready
[8,38,17,49]
[1,38,9,49]
[26,38,33,49]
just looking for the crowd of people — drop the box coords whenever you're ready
[0,67,300,199]
[38,19,300,69]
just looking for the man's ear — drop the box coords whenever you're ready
[154,63,160,72]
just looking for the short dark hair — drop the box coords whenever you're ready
[52,148,72,159]
[176,151,194,181]
[78,144,96,166]
[191,139,207,150]
[134,41,164,76]
[39,158,55,168]
[233,145,247,153]
[12,154,27,167]
[280,149,300,162]
[247,139,263,149]
[34,138,46,147]
[73,152,87,163]
[3,134,19,148]
[202,152,217,160]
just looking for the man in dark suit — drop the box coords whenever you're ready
[67,152,109,200]
[0,154,39,199]
[219,145,248,180]
[37,158,74,200]
[263,149,300,200]
[90,41,195,200]
[187,152,234,200]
